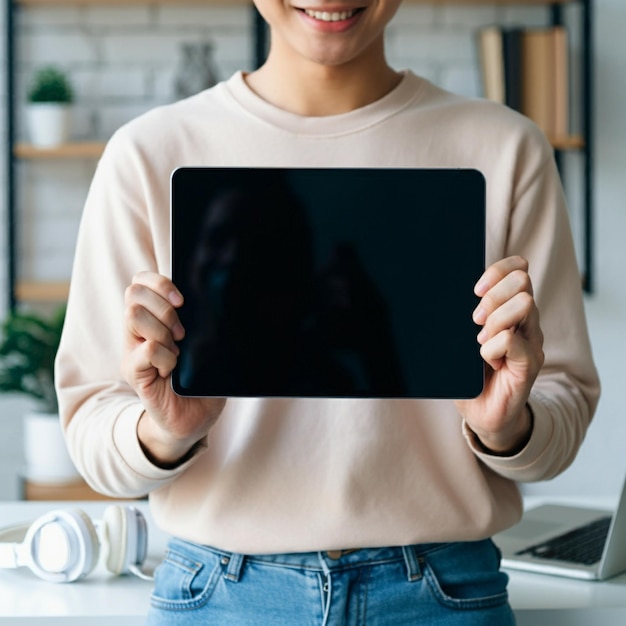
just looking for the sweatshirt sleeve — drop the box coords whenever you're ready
[464,132,600,482]
[55,127,200,498]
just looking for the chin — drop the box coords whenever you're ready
[302,43,372,69]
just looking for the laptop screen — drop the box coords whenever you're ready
[171,167,485,399]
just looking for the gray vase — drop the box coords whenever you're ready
[174,42,219,100]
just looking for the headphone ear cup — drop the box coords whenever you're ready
[74,510,100,577]
[24,509,100,583]
[102,505,128,575]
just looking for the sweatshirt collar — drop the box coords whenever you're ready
[222,70,424,137]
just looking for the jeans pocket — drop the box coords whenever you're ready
[422,540,510,610]
[150,542,222,611]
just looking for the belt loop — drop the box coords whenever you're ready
[223,552,245,583]
[401,546,423,582]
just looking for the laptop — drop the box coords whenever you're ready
[493,476,626,580]
[170,166,485,399]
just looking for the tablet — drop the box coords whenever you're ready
[171,167,485,399]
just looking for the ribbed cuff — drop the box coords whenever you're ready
[463,395,554,481]
[112,403,204,482]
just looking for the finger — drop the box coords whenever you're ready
[125,281,185,343]
[473,268,532,326]
[124,338,179,384]
[479,328,527,372]
[474,256,529,298]
[124,301,182,356]
[480,323,544,373]
[132,271,184,307]
[477,291,537,344]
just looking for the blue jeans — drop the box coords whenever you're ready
[145,538,515,625]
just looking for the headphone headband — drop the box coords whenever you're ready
[0,524,29,568]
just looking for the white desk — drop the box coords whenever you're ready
[506,494,626,625]
[0,501,164,626]
[509,568,626,625]
[1,500,625,625]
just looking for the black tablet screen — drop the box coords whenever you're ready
[171,167,485,399]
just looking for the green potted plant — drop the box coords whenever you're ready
[26,65,74,148]
[0,305,79,483]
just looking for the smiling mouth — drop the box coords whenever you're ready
[301,8,364,22]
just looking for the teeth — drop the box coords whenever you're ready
[304,9,356,22]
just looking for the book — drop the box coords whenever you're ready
[552,25,570,139]
[477,24,570,141]
[502,27,524,112]
[521,27,557,137]
[477,25,506,104]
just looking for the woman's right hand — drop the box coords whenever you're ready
[122,271,226,467]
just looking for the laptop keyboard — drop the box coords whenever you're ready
[516,515,612,566]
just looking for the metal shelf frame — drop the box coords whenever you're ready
[550,0,594,293]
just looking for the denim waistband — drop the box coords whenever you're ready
[168,538,455,584]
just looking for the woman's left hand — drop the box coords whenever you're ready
[455,256,545,455]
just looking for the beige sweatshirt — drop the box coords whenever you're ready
[56,71,600,554]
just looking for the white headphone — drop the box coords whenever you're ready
[0,505,151,583]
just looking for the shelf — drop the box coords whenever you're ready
[407,0,573,3]
[15,280,69,301]
[14,0,576,5]
[12,135,586,161]
[14,141,105,159]
[15,0,576,4]
[548,134,585,151]
[21,476,137,501]
[16,0,251,5]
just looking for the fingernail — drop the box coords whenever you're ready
[475,280,489,296]
[172,323,185,340]
[169,291,183,306]
[477,328,487,343]
[473,306,487,324]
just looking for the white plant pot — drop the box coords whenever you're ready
[26,103,71,148]
[22,412,80,483]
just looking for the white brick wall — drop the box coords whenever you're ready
[1,1,557,499]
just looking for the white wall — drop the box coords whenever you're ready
[0,1,623,501]
[542,0,626,499]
